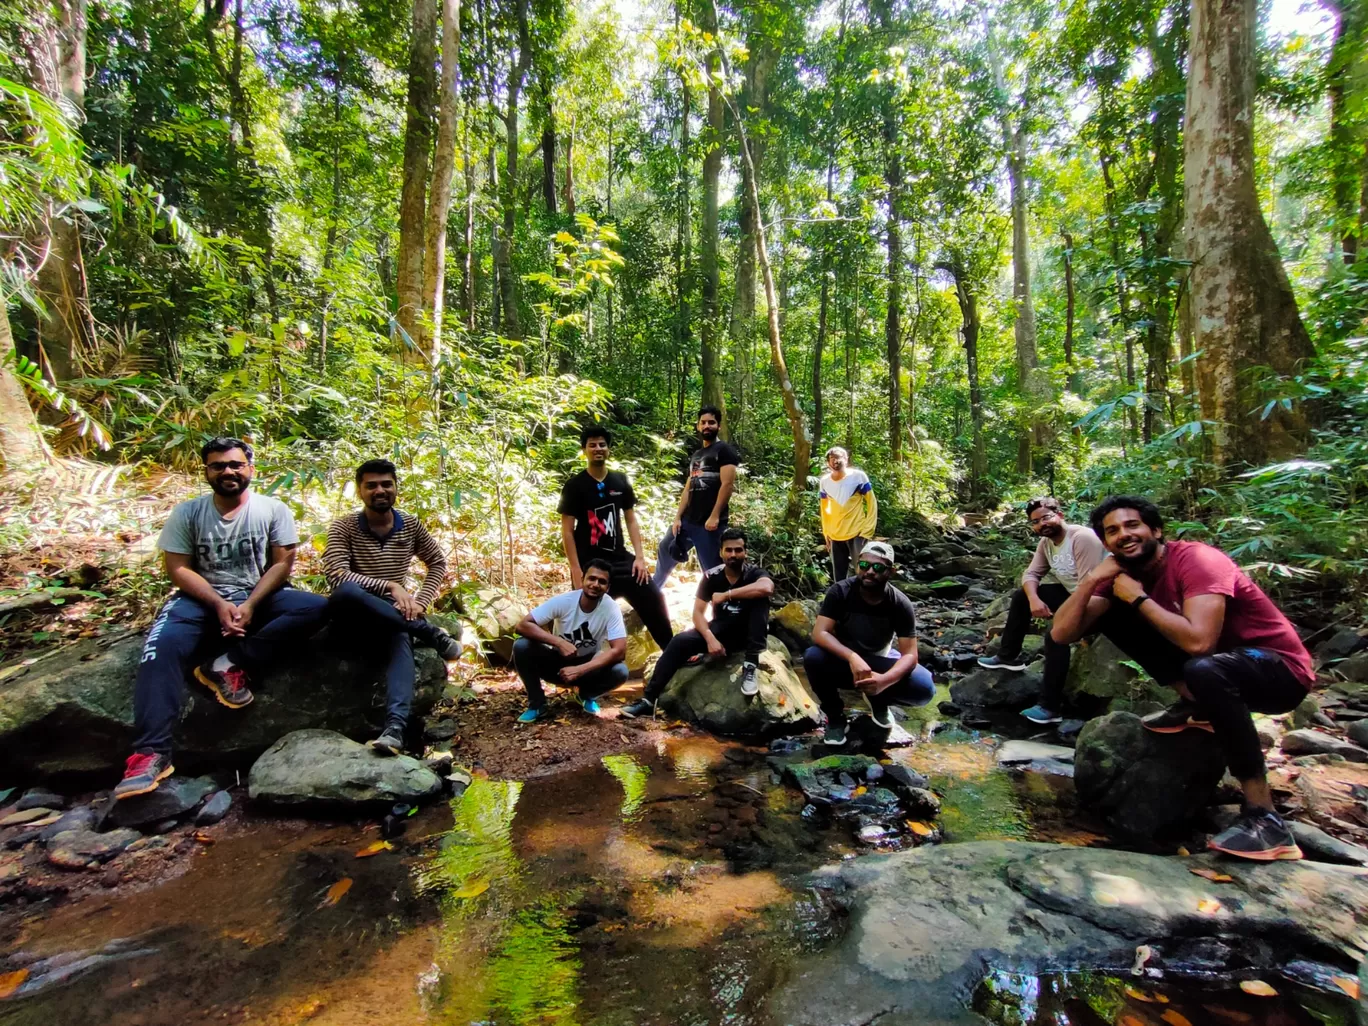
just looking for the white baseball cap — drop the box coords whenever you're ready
[860,540,895,565]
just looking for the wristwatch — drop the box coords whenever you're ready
[1131,593,1150,610]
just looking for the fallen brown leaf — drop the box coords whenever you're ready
[192,831,215,844]
[1197,899,1222,914]
[355,840,394,858]
[1238,980,1276,997]
[321,877,353,906]
[1189,868,1233,883]
[1161,1010,1193,1026]
[0,969,28,999]
[1330,975,1359,999]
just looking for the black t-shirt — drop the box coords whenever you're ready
[817,578,917,658]
[697,562,770,625]
[558,470,637,568]
[683,441,740,524]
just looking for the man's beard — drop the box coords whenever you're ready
[860,574,884,590]
[724,557,745,571]
[1113,537,1160,572]
[210,477,246,496]
[1040,523,1065,542]
[700,428,719,441]
[368,496,394,513]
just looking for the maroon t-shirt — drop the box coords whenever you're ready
[1096,540,1315,687]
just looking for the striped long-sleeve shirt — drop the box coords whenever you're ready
[322,510,449,608]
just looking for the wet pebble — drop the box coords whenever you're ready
[194,790,232,826]
[152,819,180,834]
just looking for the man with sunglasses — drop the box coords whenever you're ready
[559,425,673,650]
[805,541,934,746]
[978,497,1105,725]
[115,437,329,799]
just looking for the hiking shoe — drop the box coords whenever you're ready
[1021,704,1063,725]
[978,654,1027,672]
[115,751,175,800]
[368,723,405,756]
[429,628,462,661]
[824,720,848,747]
[741,662,759,697]
[620,698,656,719]
[517,707,549,724]
[580,697,602,716]
[193,661,254,709]
[1142,700,1214,734]
[1208,807,1303,861]
[869,706,894,730]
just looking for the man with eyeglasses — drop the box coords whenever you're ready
[115,436,329,799]
[559,425,673,650]
[805,541,934,746]
[978,496,1105,725]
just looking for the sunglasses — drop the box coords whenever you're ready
[857,560,891,574]
[205,460,249,472]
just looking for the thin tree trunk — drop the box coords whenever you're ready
[496,0,532,341]
[0,309,48,475]
[698,16,725,420]
[873,0,902,462]
[460,92,477,331]
[1185,0,1314,466]
[813,165,834,453]
[540,82,558,214]
[942,259,985,505]
[1061,232,1076,373]
[1320,0,1367,265]
[562,123,575,214]
[421,0,461,363]
[397,0,437,349]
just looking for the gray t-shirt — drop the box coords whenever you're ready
[158,493,299,596]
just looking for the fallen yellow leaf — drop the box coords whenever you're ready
[1239,980,1277,997]
[1331,975,1359,999]
[0,969,28,999]
[1124,986,1157,1003]
[853,786,867,796]
[1119,1014,1148,1026]
[192,831,215,844]
[1176,846,1191,856]
[355,840,394,858]
[321,877,353,907]
[905,821,935,837]
[1189,868,1233,883]
[451,877,490,899]
[1161,1010,1193,1026]
[1197,899,1222,914]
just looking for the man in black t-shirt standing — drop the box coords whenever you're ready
[652,405,740,587]
[623,528,774,718]
[804,541,935,746]
[559,425,674,649]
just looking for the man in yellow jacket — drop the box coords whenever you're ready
[819,446,878,579]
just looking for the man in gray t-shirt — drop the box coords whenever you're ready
[116,437,329,801]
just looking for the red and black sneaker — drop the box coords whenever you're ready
[115,751,175,800]
[1208,807,1303,861]
[193,660,254,709]
[1141,700,1214,734]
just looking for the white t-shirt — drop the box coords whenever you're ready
[529,590,627,658]
[1043,532,1089,592]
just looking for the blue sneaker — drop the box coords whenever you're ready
[1020,704,1062,725]
[580,698,601,716]
[517,707,548,723]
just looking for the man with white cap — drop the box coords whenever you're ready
[804,540,934,746]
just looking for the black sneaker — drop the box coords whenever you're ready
[1208,808,1303,861]
[977,655,1027,672]
[620,698,656,719]
[1142,700,1214,734]
[869,705,894,730]
[115,751,175,800]
[368,723,406,756]
[741,662,759,697]
[824,720,848,747]
[429,628,462,661]
[193,661,254,709]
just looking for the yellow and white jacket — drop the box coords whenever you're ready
[820,469,878,542]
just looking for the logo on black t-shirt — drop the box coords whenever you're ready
[588,504,618,548]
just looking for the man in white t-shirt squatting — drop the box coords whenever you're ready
[512,558,629,723]
[978,496,1105,725]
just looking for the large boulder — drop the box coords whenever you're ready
[248,729,443,808]
[770,599,820,653]
[1074,711,1227,842]
[1065,634,1177,712]
[0,632,447,782]
[770,841,1368,1026]
[459,587,525,663]
[656,636,819,738]
[950,662,1043,711]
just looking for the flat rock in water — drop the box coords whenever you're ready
[1281,729,1368,763]
[996,740,1075,776]
[109,776,218,829]
[0,807,55,827]
[248,729,443,808]
[657,637,819,739]
[194,790,232,826]
[1288,821,1368,867]
[1074,711,1227,842]
[771,841,1368,1026]
[38,805,96,842]
[45,827,141,865]
[16,788,67,811]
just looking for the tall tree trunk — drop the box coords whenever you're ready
[23,0,94,382]
[562,124,575,214]
[942,259,985,505]
[1061,232,1076,373]
[397,0,437,349]
[496,0,532,341]
[1099,134,1139,440]
[698,25,726,421]
[873,0,902,462]
[814,162,834,454]
[726,32,775,347]
[1321,0,1367,265]
[1185,0,1314,466]
[672,1,691,410]
[540,83,558,214]
[0,309,48,475]
[460,93,477,331]
[421,0,461,363]
[1006,120,1042,472]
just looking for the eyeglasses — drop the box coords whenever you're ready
[857,560,891,574]
[206,460,249,472]
[1029,511,1059,526]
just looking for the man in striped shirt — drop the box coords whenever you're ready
[323,458,460,754]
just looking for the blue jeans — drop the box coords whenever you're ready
[512,637,629,710]
[133,587,330,755]
[802,645,936,725]
[653,519,723,587]
[328,581,447,729]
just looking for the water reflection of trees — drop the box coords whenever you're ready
[601,753,650,822]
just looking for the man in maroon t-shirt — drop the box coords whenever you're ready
[1051,495,1314,862]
